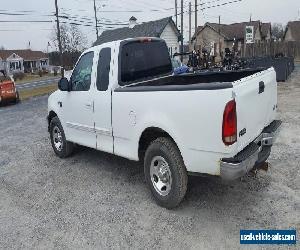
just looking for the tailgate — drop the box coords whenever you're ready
[233,68,277,151]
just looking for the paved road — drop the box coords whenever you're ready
[0,71,299,248]
[16,77,60,90]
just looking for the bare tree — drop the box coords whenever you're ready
[272,23,285,41]
[0,46,5,50]
[51,24,88,52]
[69,25,88,52]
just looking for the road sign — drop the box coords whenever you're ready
[245,26,254,44]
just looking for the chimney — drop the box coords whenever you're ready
[129,16,137,28]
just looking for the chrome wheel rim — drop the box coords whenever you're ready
[150,156,172,196]
[52,126,63,151]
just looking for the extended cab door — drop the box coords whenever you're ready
[61,51,96,148]
[93,47,114,154]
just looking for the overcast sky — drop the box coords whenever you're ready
[0,0,299,51]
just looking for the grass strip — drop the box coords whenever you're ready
[19,84,58,101]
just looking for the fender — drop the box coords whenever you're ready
[133,114,185,164]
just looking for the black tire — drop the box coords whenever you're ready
[49,116,74,158]
[14,91,20,104]
[144,137,188,209]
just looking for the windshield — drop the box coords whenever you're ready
[120,39,172,85]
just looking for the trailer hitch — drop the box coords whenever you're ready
[249,162,270,178]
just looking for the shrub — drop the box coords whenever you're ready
[13,72,25,81]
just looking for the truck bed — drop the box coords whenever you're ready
[115,68,266,92]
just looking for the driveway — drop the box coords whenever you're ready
[0,68,299,249]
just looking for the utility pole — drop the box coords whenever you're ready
[250,14,252,22]
[180,0,184,61]
[55,0,64,77]
[189,2,192,43]
[218,15,221,60]
[175,0,178,27]
[93,0,99,39]
[195,0,198,31]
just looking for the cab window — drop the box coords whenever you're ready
[120,40,172,85]
[71,52,94,91]
[97,48,111,91]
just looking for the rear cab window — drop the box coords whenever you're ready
[119,39,173,86]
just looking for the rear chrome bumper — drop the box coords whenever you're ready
[220,120,282,181]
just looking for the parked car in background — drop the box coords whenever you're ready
[171,58,190,75]
[0,70,19,105]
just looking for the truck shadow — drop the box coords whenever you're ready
[72,145,271,215]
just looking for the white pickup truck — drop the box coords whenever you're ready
[48,38,281,208]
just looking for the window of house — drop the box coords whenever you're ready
[96,48,111,91]
[10,61,21,70]
[41,60,48,66]
[70,52,94,91]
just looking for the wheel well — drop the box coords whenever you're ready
[47,111,57,130]
[138,127,174,162]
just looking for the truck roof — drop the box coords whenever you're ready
[89,37,164,52]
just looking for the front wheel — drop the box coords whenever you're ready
[50,117,74,158]
[14,91,20,104]
[144,137,188,209]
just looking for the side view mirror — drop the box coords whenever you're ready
[58,78,70,92]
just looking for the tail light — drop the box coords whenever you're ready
[222,99,237,146]
[138,37,152,43]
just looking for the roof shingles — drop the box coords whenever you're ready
[193,21,267,41]
[0,50,48,61]
[285,21,300,41]
[209,21,260,41]
[261,23,271,39]
[94,17,179,45]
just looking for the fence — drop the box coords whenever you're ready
[243,41,300,60]
[245,57,294,82]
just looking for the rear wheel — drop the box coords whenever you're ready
[50,117,74,158]
[144,137,188,209]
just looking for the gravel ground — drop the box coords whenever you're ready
[0,67,299,249]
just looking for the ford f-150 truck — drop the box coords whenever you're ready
[48,37,281,208]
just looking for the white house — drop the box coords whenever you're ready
[0,50,49,75]
[94,16,181,56]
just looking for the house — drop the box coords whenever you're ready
[261,23,272,41]
[284,21,300,41]
[0,50,49,75]
[94,16,181,56]
[191,21,269,58]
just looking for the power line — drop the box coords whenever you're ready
[0,20,52,23]
[174,0,242,16]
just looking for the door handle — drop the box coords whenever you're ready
[259,81,265,94]
[84,102,93,111]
